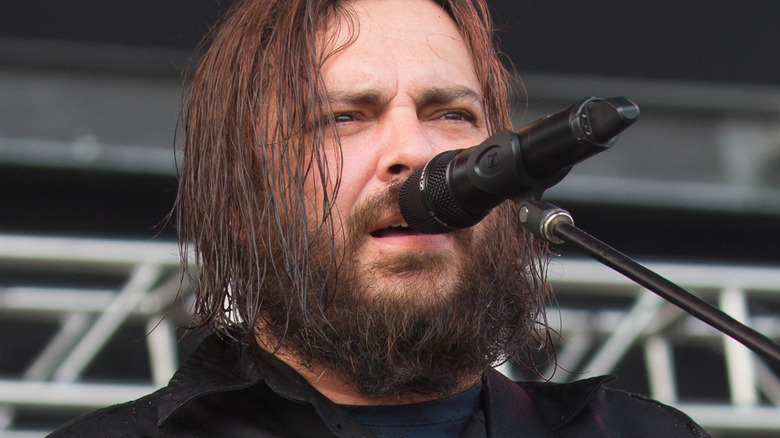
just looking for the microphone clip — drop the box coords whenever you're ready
[517,200,574,244]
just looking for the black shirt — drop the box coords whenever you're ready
[47,335,710,437]
[341,382,482,437]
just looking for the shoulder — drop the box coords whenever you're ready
[518,377,710,437]
[46,390,165,437]
[47,334,269,437]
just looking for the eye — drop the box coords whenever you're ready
[333,113,355,123]
[438,110,476,123]
[328,111,365,125]
[318,112,359,132]
[441,111,465,121]
[321,111,365,137]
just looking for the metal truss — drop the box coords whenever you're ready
[0,235,190,437]
[499,259,780,437]
[1,235,779,436]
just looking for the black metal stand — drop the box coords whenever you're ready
[518,200,780,366]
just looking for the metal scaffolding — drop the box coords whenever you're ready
[521,259,780,436]
[1,235,779,436]
[0,235,189,437]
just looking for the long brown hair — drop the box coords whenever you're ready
[175,0,549,356]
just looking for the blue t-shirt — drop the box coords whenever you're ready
[341,383,482,437]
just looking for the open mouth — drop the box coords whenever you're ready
[369,220,415,238]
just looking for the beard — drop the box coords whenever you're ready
[258,180,542,399]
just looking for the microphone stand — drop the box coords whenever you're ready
[517,199,780,366]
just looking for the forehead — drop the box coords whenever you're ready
[319,0,480,99]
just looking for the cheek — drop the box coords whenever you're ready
[456,207,506,250]
[302,141,376,238]
[331,149,379,214]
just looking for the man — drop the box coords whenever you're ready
[49,0,709,436]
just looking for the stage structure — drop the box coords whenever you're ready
[0,235,779,437]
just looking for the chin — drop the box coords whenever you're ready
[355,252,462,303]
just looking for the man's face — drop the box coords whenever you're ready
[264,0,537,398]
[317,0,489,300]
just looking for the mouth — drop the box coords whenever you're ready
[369,218,416,238]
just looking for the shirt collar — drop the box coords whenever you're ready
[157,334,614,435]
[483,368,616,435]
[156,334,372,436]
[156,334,266,425]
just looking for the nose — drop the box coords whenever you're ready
[375,112,436,182]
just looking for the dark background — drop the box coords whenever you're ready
[0,0,777,85]
[1,0,778,264]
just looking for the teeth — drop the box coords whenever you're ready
[389,221,409,228]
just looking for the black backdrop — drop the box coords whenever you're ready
[1,0,778,264]
[0,0,778,85]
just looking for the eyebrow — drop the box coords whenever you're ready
[325,85,482,109]
[413,86,483,108]
[326,89,387,108]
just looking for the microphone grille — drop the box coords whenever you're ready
[400,150,487,234]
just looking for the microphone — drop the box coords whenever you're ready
[399,96,639,234]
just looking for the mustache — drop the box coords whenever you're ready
[346,179,405,238]
[342,177,477,259]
